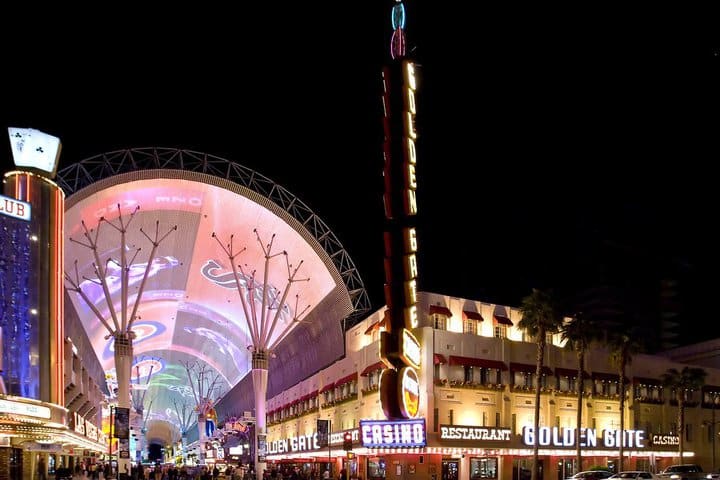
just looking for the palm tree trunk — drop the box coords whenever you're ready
[576,349,585,474]
[532,331,546,480]
[678,398,685,463]
[618,355,626,472]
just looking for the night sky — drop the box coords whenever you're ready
[2,4,718,350]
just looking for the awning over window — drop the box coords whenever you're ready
[493,315,513,326]
[448,355,507,370]
[434,354,447,365]
[510,362,553,376]
[702,385,720,395]
[429,305,453,317]
[592,372,629,383]
[335,372,358,387]
[364,322,379,335]
[462,310,484,321]
[633,376,661,386]
[319,382,335,394]
[301,390,319,401]
[555,367,588,378]
[361,361,386,376]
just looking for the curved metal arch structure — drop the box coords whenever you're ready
[56,147,371,325]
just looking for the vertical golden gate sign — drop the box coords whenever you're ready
[379,43,422,419]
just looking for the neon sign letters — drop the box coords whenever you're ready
[440,425,511,441]
[0,194,31,221]
[360,419,426,448]
[522,426,646,448]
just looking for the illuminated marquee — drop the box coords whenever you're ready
[0,194,31,221]
[0,399,51,419]
[360,419,426,448]
[522,426,646,448]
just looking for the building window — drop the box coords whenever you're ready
[495,412,500,427]
[470,457,498,479]
[464,366,474,383]
[686,423,693,442]
[494,325,507,339]
[464,318,477,335]
[433,314,447,330]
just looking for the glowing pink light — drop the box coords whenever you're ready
[391,29,405,59]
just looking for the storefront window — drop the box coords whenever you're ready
[470,457,498,479]
[367,457,386,480]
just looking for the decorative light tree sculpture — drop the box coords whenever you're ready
[131,356,159,461]
[64,205,176,479]
[171,397,196,465]
[212,230,310,480]
[181,360,226,465]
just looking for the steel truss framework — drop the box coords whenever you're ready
[56,147,371,326]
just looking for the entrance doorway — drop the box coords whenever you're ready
[442,459,459,480]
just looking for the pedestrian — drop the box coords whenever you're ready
[37,457,47,480]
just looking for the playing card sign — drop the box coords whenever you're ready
[7,127,62,177]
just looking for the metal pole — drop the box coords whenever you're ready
[713,396,717,472]
[110,405,114,477]
[329,420,332,479]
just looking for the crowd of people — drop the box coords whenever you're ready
[48,462,352,480]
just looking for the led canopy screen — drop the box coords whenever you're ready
[64,175,338,422]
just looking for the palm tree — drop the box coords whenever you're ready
[560,312,599,474]
[519,288,564,480]
[607,326,644,472]
[661,366,708,463]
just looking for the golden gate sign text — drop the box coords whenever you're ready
[379,59,422,420]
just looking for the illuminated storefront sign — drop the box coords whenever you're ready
[74,413,86,435]
[378,54,422,419]
[8,127,62,177]
[267,430,359,455]
[268,433,322,455]
[0,194,31,221]
[440,425,511,442]
[399,367,420,418]
[522,426,646,448]
[360,419,426,448]
[0,399,51,419]
[652,434,679,445]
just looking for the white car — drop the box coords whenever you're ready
[610,472,659,480]
[567,471,614,480]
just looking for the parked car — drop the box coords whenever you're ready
[609,471,659,480]
[658,465,705,480]
[567,471,614,480]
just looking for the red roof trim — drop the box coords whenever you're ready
[434,353,447,365]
